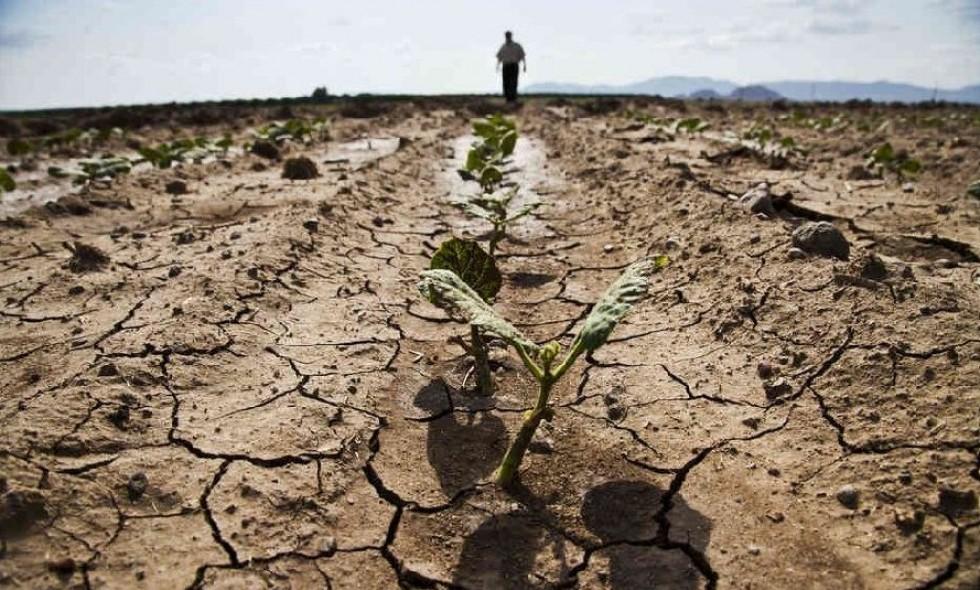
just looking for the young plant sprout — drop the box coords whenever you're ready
[418,256,669,486]
[453,188,539,256]
[428,237,502,395]
[458,115,517,193]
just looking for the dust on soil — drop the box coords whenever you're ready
[1,98,978,589]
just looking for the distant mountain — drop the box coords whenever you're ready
[689,88,723,99]
[524,76,980,104]
[527,76,736,97]
[730,85,783,101]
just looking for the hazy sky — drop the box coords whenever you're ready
[1,0,979,109]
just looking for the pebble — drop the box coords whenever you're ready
[603,244,615,253]
[791,221,850,260]
[665,237,682,250]
[757,362,774,379]
[739,182,775,216]
[303,218,320,232]
[835,484,860,509]
[126,472,148,501]
[747,545,761,556]
[787,247,807,260]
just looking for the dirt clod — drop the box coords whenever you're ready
[282,157,319,180]
[127,472,149,501]
[165,179,188,195]
[66,241,110,273]
[792,221,850,260]
[739,182,775,216]
[250,140,280,159]
[835,484,860,509]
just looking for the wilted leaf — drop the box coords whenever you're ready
[418,269,538,352]
[430,237,501,301]
[575,256,669,351]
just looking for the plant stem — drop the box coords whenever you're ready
[494,379,553,486]
[471,325,494,396]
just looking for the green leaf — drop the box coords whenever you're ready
[430,237,501,301]
[574,256,669,352]
[0,168,15,192]
[465,148,484,172]
[418,269,538,353]
[479,166,503,188]
[500,130,517,157]
[472,120,496,139]
[47,166,70,178]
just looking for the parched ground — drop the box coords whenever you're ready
[1,98,978,589]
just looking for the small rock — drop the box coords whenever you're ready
[787,247,807,260]
[282,157,319,180]
[938,486,978,516]
[763,377,793,400]
[756,362,774,379]
[303,218,319,232]
[901,182,915,193]
[792,221,850,260]
[741,416,761,430]
[738,182,775,216]
[747,544,761,556]
[835,484,860,509]
[765,511,785,523]
[164,180,188,195]
[67,241,110,273]
[320,536,337,554]
[98,363,119,377]
[665,236,682,250]
[250,140,279,160]
[168,266,182,278]
[126,473,148,501]
[603,243,615,253]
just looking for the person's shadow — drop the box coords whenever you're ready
[451,480,712,589]
[413,379,508,497]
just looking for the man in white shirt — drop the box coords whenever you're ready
[495,31,526,103]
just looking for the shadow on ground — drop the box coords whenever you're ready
[451,479,712,589]
[413,379,507,496]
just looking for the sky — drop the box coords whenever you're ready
[1,0,979,109]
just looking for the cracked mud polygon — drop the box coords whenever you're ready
[1,98,978,589]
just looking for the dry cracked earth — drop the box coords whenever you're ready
[1,98,978,589]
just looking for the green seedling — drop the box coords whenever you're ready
[75,157,132,185]
[253,118,328,144]
[866,143,921,178]
[453,188,539,256]
[629,113,709,136]
[458,115,517,192]
[429,237,502,396]
[139,136,230,169]
[418,256,668,486]
[0,168,15,195]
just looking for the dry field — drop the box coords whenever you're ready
[1,97,978,589]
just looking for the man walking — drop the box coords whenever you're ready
[496,31,526,103]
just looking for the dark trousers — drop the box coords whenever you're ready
[502,63,519,102]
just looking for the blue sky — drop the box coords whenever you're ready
[1,0,978,109]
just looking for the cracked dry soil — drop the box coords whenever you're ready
[1,98,979,589]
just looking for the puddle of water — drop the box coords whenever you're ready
[443,135,558,242]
